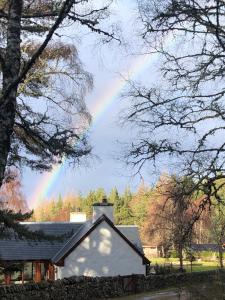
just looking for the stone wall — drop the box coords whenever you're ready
[0,270,224,300]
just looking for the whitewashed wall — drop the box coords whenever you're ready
[56,221,146,278]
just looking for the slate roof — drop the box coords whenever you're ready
[116,225,143,253]
[0,222,83,261]
[191,243,223,252]
[52,215,149,265]
[0,218,148,264]
[52,221,92,263]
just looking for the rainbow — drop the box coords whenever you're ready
[29,49,167,208]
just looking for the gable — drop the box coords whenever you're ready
[53,215,149,265]
[57,220,147,277]
[74,221,142,260]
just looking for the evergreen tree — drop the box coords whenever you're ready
[109,187,120,204]
[94,188,106,202]
[130,182,151,227]
[115,187,133,225]
[50,200,57,219]
[56,194,63,211]
[81,191,96,219]
[0,0,117,187]
[0,0,117,240]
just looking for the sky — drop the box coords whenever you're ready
[22,1,164,208]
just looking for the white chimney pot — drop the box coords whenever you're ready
[70,212,87,222]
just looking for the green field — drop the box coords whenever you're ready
[150,257,220,272]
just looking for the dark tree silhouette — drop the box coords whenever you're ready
[0,0,117,188]
[0,0,118,239]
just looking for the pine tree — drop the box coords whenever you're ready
[81,191,96,219]
[130,182,151,227]
[0,0,117,239]
[109,187,120,204]
[115,187,133,225]
[95,188,106,201]
[56,194,63,211]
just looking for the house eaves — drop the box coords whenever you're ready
[52,214,150,265]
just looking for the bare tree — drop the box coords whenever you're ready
[123,0,225,206]
[0,168,28,212]
[144,174,200,270]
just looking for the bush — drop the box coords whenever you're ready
[185,250,196,263]
[195,251,217,261]
[168,250,178,258]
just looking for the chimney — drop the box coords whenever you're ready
[92,197,114,223]
[70,212,87,222]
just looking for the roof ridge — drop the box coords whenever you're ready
[52,214,150,265]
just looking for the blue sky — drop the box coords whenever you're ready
[22,1,163,206]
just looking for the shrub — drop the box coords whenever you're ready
[168,250,178,258]
[196,251,217,261]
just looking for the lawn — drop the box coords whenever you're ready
[150,257,220,272]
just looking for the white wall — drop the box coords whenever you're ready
[56,221,146,278]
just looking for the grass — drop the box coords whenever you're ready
[150,257,220,272]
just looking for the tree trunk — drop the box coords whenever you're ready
[178,244,184,271]
[199,219,202,244]
[0,0,23,187]
[219,244,224,268]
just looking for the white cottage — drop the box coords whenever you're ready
[0,198,150,284]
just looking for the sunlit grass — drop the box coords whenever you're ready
[150,257,220,272]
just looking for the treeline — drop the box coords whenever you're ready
[1,171,225,265]
[32,184,151,232]
[32,174,225,257]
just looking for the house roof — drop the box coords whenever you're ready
[52,221,92,263]
[0,217,149,265]
[116,225,143,253]
[0,222,83,261]
[191,243,223,252]
[52,214,149,265]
